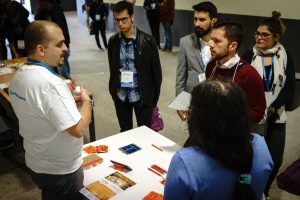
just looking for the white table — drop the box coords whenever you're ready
[82,126,181,199]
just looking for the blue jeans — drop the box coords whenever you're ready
[161,21,173,50]
[60,48,71,79]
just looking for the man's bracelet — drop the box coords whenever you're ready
[82,97,94,106]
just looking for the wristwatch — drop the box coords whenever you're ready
[83,97,94,106]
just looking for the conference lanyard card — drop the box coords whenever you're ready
[119,143,141,155]
[17,40,25,49]
[198,73,206,83]
[95,14,101,21]
[120,71,134,88]
[151,3,156,9]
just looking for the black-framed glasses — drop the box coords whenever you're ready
[254,31,273,39]
[113,16,130,24]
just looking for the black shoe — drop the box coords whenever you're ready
[0,140,15,151]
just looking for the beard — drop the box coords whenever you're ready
[194,26,211,38]
[211,46,230,63]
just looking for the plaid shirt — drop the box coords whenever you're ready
[117,31,140,103]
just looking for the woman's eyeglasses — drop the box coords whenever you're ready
[254,31,273,39]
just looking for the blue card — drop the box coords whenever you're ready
[119,143,141,155]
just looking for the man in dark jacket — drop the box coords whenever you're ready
[89,0,108,49]
[3,0,30,58]
[143,0,160,48]
[159,0,174,52]
[108,1,162,132]
[35,0,71,79]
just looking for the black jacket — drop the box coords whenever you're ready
[89,1,108,23]
[108,28,162,107]
[35,5,70,47]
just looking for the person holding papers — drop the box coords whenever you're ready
[164,80,273,200]
[176,2,217,120]
[9,21,92,199]
[205,21,266,125]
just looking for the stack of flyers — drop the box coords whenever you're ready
[80,171,136,200]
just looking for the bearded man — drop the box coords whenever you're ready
[175,1,217,120]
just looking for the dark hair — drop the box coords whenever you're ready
[112,1,133,16]
[24,20,60,55]
[192,1,217,19]
[39,0,57,4]
[259,11,286,35]
[213,21,243,50]
[39,0,56,4]
[5,1,21,18]
[185,80,257,200]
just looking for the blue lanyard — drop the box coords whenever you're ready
[27,58,58,76]
[261,56,274,91]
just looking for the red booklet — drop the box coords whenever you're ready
[143,191,163,200]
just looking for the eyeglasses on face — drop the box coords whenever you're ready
[113,16,130,24]
[254,31,273,39]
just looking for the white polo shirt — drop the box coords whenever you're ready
[10,64,82,174]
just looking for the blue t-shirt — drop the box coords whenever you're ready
[164,134,273,200]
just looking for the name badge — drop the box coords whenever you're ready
[151,3,156,9]
[121,71,134,88]
[17,40,25,49]
[265,91,276,107]
[198,73,206,83]
[95,14,101,21]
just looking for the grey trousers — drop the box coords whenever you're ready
[29,165,84,200]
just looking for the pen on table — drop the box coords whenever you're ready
[148,167,165,179]
[151,144,163,151]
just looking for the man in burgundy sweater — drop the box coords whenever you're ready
[206,21,266,124]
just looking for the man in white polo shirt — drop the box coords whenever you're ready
[9,20,93,200]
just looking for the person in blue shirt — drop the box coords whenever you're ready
[164,80,274,200]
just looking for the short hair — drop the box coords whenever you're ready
[213,21,243,50]
[112,1,133,16]
[186,80,252,173]
[192,1,217,19]
[259,11,286,36]
[24,20,60,55]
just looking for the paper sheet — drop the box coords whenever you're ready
[0,67,13,75]
[0,83,8,89]
[168,91,191,111]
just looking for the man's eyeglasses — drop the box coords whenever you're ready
[254,31,273,39]
[113,17,130,24]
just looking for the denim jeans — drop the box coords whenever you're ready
[161,21,173,50]
[60,48,71,79]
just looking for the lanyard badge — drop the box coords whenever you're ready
[262,56,274,92]
[120,70,134,88]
